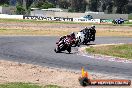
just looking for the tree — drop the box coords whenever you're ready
[10,0,17,6]
[107,1,113,13]
[127,3,132,14]
[113,0,129,13]
[16,3,26,15]
[26,0,34,9]
[102,3,106,12]
[89,0,99,12]
[31,0,55,9]
[47,0,58,5]
[0,0,9,5]
[68,0,86,12]
[58,0,70,9]
[14,0,131,13]
[41,2,55,9]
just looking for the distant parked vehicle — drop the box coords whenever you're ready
[82,15,93,20]
[113,18,124,24]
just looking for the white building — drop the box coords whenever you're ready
[30,8,63,17]
[0,6,15,14]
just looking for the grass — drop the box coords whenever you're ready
[44,85,61,88]
[86,44,132,59]
[128,14,132,20]
[96,30,132,37]
[0,18,132,37]
[0,29,72,36]
[0,18,89,25]
[0,83,42,88]
[0,83,61,88]
[0,28,132,37]
[124,22,132,26]
[0,18,131,26]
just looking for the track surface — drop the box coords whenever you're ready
[0,36,132,79]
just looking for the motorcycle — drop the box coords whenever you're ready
[113,18,124,24]
[54,37,72,53]
[76,28,96,45]
[58,35,80,47]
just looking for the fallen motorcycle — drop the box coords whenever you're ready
[54,38,72,53]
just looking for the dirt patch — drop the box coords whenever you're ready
[0,60,79,88]
[0,21,131,31]
[0,60,131,88]
[0,21,132,36]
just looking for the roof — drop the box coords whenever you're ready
[41,8,63,12]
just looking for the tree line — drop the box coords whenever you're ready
[0,0,132,14]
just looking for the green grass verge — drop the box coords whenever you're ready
[0,18,131,26]
[0,18,89,25]
[86,44,132,59]
[128,14,132,20]
[0,83,42,88]
[0,28,132,37]
[0,28,70,36]
[44,85,61,88]
[124,22,132,26]
[0,83,61,88]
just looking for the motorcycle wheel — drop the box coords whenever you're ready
[75,40,80,47]
[54,48,60,53]
[67,46,71,53]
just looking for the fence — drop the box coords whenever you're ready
[0,14,131,23]
[0,14,23,19]
[31,11,128,20]
[23,16,100,23]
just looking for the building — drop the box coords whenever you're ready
[30,8,128,20]
[31,8,63,17]
[0,6,15,14]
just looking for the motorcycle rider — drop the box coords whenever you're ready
[80,27,88,34]
[56,32,76,45]
[80,25,96,43]
[69,32,76,42]
[81,25,96,33]
[90,25,96,41]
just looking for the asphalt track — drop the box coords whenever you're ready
[0,36,132,79]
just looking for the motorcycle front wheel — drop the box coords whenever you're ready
[54,48,60,53]
[67,46,71,53]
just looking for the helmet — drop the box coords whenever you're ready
[91,25,95,29]
[70,32,75,37]
[85,27,88,29]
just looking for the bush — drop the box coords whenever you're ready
[16,3,26,15]
[31,1,55,9]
